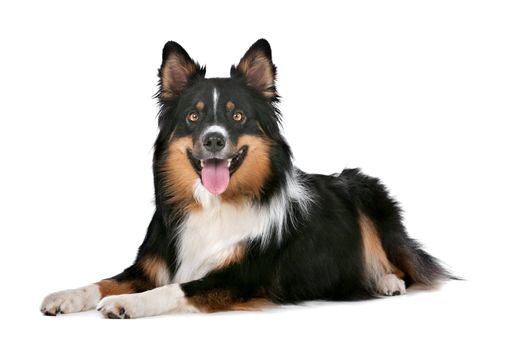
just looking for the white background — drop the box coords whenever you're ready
[1,0,524,349]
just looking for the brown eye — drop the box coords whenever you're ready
[232,112,244,122]
[187,112,200,123]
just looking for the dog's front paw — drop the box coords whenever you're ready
[97,295,142,319]
[41,285,100,316]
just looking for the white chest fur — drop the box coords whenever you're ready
[173,181,282,283]
[173,174,311,284]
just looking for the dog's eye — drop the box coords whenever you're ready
[187,112,200,123]
[232,112,245,123]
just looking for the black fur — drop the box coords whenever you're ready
[41,39,453,317]
[130,39,450,304]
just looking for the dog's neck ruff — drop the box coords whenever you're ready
[173,168,312,284]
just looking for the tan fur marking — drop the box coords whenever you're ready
[221,135,272,203]
[141,256,170,287]
[162,136,200,210]
[226,101,235,111]
[195,100,205,111]
[394,269,406,280]
[216,244,246,270]
[230,298,273,311]
[359,213,396,278]
[96,280,135,298]
[187,290,234,312]
[187,290,272,313]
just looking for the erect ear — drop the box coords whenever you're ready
[231,39,277,99]
[158,41,205,100]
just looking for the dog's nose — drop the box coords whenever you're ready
[203,132,226,153]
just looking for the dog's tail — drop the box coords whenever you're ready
[395,238,460,286]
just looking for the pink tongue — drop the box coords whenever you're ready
[201,159,230,195]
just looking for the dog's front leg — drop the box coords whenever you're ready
[41,211,172,317]
[97,270,268,319]
[96,283,197,318]
[40,267,158,316]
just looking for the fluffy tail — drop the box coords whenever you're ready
[396,239,459,286]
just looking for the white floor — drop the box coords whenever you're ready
[3,280,520,349]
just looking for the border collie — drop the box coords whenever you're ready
[41,39,452,319]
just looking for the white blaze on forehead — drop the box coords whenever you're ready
[212,87,219,117]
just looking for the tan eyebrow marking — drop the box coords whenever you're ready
[226,101,235,111]
[195,101,205,111]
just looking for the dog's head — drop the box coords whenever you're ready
[155,39,291,205]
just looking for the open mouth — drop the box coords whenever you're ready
[186,145,248,195]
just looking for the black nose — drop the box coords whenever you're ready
[203,132,226,153]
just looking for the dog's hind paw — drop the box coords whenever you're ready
[378,274,406,296]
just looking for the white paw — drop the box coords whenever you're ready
[378,274,406,296]
[97,294,143,319]
[41,285,100,316]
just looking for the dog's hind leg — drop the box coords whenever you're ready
[342,169,451,293]
[358,212,407,296]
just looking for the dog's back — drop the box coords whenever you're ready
[41,39,453,319]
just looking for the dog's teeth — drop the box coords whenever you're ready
[200,160,204,168]
[227,159,232,167]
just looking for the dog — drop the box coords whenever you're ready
[41,39,452,319]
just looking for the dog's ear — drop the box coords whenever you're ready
[231,39,277,99]
[158,41,205,100]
